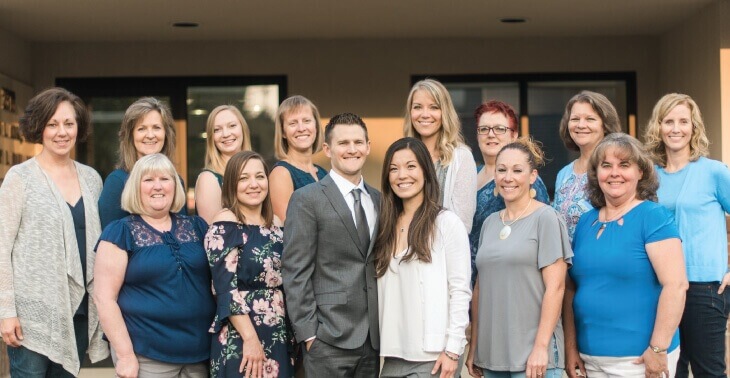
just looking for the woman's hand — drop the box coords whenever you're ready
[634,348,668,378]
[114,353,139,378]
[432,352,459,378]
[525,345,548,378]
[0,317,23,347]
[240,333,266,378]
[718,272,730,294]
[565,346,586,378]
[465,349,483,377]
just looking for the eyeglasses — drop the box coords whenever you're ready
[477,125,513,135]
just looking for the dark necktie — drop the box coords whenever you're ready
[352,188,370,249]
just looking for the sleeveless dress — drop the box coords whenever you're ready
[273,161,327,190]
[205,221,295,377]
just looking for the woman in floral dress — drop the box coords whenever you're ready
[205,150,294,378]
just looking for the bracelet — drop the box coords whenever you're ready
[444,351,460,361]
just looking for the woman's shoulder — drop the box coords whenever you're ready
[75,161,102,181]
[437,209,467,230]
[105,168,128,182]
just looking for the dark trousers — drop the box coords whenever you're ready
[303,336,379,378]
[676,282,730,378]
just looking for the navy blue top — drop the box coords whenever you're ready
[96,213,215,363]
[468,165,550,287]
[68,197,88,317]
[273,161,327,190]
[570,201,680,356]
[99,169,188,231]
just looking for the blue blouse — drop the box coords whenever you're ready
[96,213,215,363]
[468,165,550,286]
[99,169,187,231]
[273,161,327,190]
[570,201,680,357]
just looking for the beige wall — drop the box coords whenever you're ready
[659,0,728,161]
[0,27,33,85]
[32,36,660,123]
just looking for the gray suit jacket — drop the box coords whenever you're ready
[282,174,380,350]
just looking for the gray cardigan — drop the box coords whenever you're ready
[0,158,109,374]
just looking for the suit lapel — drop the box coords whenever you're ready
[320,176,365,256]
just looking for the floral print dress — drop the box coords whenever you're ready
[205,221,295,378]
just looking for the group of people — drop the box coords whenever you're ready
[0,79,727,378]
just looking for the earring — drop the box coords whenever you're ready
[529,187,537,199]
[493,187,499,197]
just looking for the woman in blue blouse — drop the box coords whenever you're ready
[563,134,687,378]
[468,100,549,287]
[98,97,182,230]
[195,105,252,223]
[553,91,621,240]
[94,153,215,378]
[205,151,294,377]
[269,95,327,222]
[645,93,730,378]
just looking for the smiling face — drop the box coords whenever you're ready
[597,146,642,205]
[283,106,318,153]
[323,123,370,184]
[236,158,269,210]
[212,109,244,158]
[477,111,517,160]
[140,170,176,215]
[388,148,425,205]
[133,110,166,159]
[410,90,443,140]
[660,103,693,156]
[495,148,537,204]
[568,102,605,152]
[42,101,78,158]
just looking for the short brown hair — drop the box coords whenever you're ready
[221,151,274,228]
[586,133,658,208]
[559,91,622,152]
[20,87,90,143]
[117,97,176,172]
[274,95,323,159]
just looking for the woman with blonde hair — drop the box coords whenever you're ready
[645,93,730,378]
[99,97,181,230]
[269,95,327,222]
[552,91,622,240]
[95,153,215,378]
[195,105,251,223]
[404,79,477,232]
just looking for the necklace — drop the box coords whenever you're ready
[596,199,636,232]
[499,198,532,240]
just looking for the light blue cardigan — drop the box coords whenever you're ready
[657,157,730,282]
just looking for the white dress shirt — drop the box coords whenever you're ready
[328,169,376,238]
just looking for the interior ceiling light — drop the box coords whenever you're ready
[499,17,527,24]
[191,109,208,116]
[173,22,199,28]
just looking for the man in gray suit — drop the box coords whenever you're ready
[282,112,380,377]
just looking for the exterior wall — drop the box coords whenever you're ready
[31,36,660,126]
[659,1,723,160]
[0,27,33,86]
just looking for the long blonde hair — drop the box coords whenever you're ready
[204,105,251,174]
[403,79,464,165]
[644,93,709,167]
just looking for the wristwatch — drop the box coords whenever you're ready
[649,345,668,353]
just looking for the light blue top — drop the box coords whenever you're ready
[553,161,594,241]
[656,157,730,282]
[570,201,680,357]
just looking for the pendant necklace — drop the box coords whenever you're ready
[499,198,532,240]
